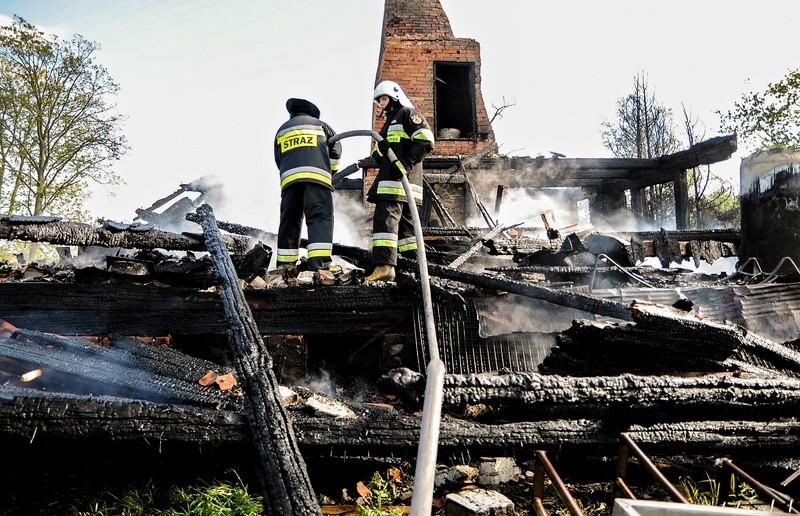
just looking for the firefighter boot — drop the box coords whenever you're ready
[365,264,395,283]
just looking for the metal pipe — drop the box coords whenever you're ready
[722,459,800,514]
[590,253,654,292]
[615,478,636,500]
[531,497,548,516]
[535,450,584,516]
[619,433,689,504]
[329,129,441,515]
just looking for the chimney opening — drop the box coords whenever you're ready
[434,62,476,140]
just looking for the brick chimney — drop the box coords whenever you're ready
[374,0,496,157]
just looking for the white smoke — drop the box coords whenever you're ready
[332,192,370,248]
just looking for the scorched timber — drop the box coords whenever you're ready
[0,324,239,408]
[0,396,247,442]
[3,397,800,462]
[0,337,227,407]
[538,301,800,377]
[434,372,800,423]
[628,300,800,373]
[0,216,249,253]
[294,411,800,461]
[454,134,736,190]
[414,261,633,321]
[197,203,320,516]
[0,283,410,335]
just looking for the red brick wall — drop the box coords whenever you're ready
[374,36,496,157]
[363,0,498,225]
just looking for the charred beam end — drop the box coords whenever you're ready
[196,203,320,516]
[0,216,249,254]
[185,212,276,241]
[657,134,738,171]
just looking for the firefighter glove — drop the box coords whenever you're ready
[377,139,390,156]
[391,159,408,179]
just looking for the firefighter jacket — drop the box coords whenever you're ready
[366,106,434,205]
[274,113,341,191]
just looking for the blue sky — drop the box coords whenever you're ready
[1,0,798,233]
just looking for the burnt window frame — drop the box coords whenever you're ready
[433,61,477,141]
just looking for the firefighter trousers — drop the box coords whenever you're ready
[371,199,419,267]
[278,182,333,271]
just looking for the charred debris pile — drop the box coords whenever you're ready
[2,206,800,495]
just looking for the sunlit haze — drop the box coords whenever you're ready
[1,0,798,239]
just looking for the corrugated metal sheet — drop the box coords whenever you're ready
[584,282,800,343]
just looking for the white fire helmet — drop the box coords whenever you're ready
[373,80,414,108]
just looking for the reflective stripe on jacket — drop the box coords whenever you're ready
[367,106,434,204]
[275,115,341,191]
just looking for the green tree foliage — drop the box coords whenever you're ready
[601,72,681,226]
[0,15,127,221]
[719,68,800,152]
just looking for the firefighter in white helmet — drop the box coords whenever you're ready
[363,80,435,282]
[274,98,342,271]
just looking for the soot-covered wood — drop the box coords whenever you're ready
[0,329,237,408]
[0,283,409,336]
[0,216,249,254]
[417,261,633,321]
[197,204,320,516]
[4,396,800,464]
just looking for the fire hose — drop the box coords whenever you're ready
[329,130,443,516]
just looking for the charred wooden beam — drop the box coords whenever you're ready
[433,372,800,423]
[3,396,800,462]
[0,216,249,254]
[657,134,739,173]
[329,241,373,268]
[0,324,237,409]
[295,410,800,460]
[539,300,800,378]
[674,170,690,229]
[627,135,738,190]
[0,396,247,442]
[185,212,276,241]
[543,317,740,376]
[629,301,800,375]
[414,261,633,321]
[611,228,741,245]
[421,227,474,237]
[0,283,410,336]
[196,203,320,516]
[448,135,736,190]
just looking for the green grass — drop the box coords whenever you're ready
[355,469,405,516]
[679,473,759,508]
[67,472,263,516]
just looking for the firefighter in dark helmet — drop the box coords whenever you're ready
[274,98,341,271]
[364,80,434,282]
